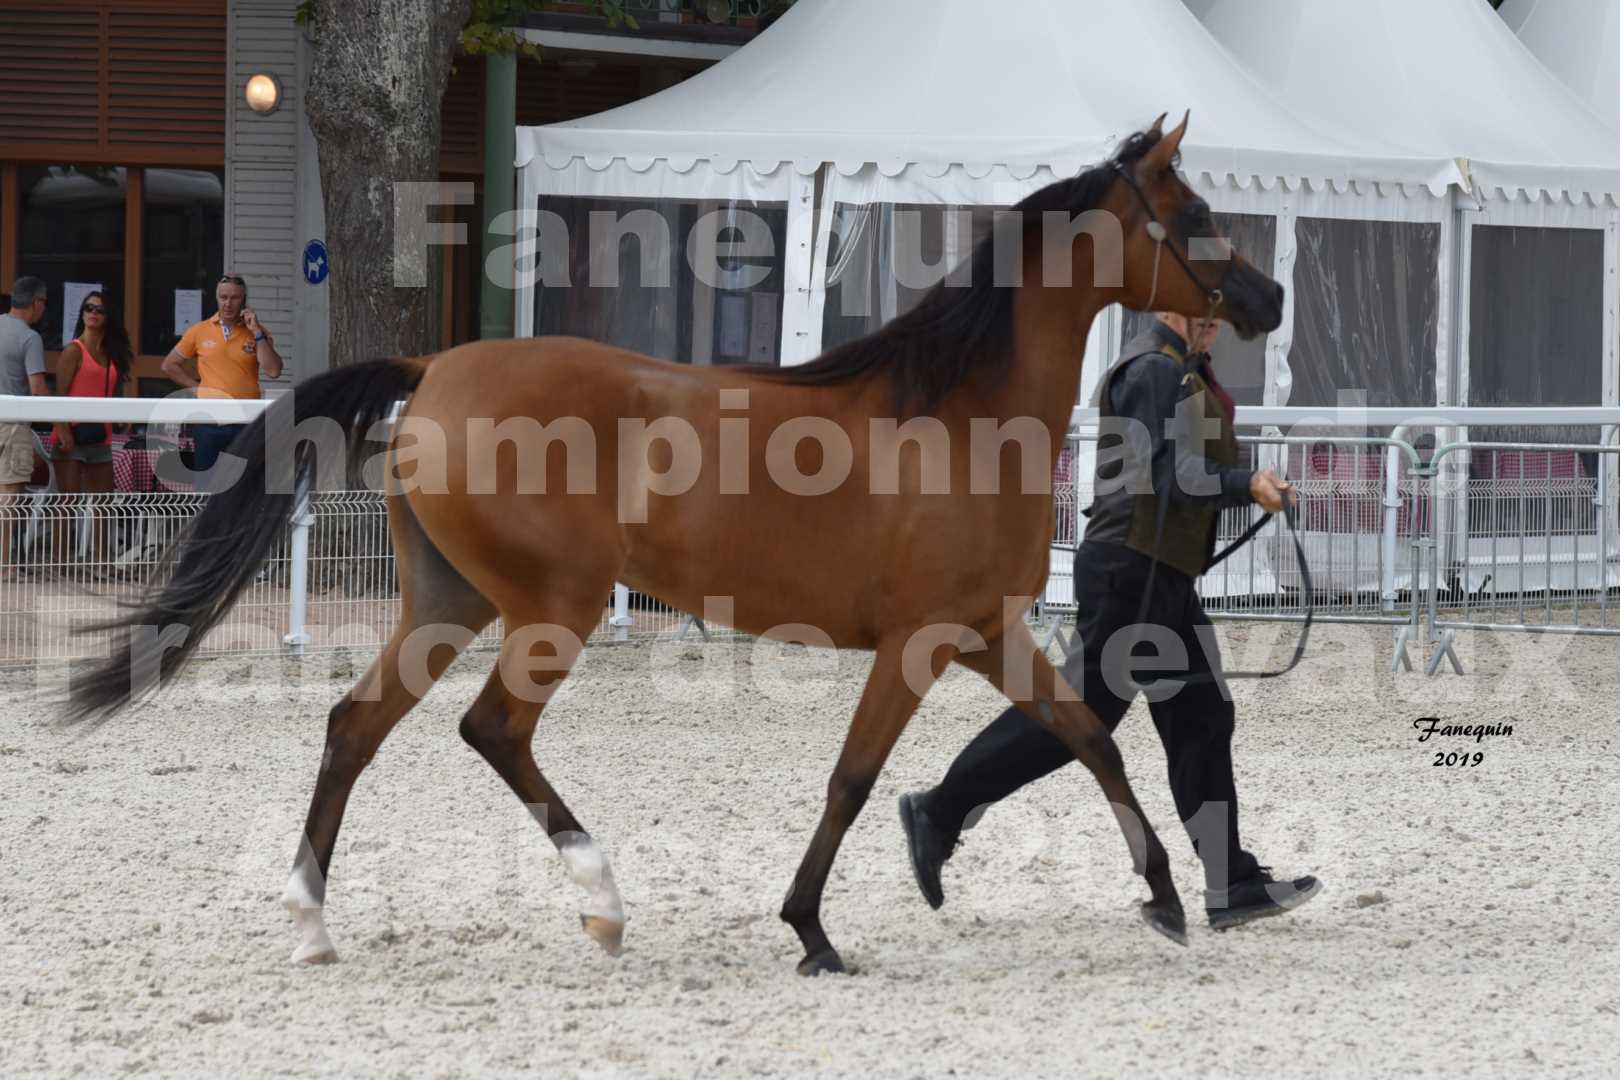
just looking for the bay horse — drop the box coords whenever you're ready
[66,115,1284,975]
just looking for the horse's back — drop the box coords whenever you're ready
[400,336,1054,643]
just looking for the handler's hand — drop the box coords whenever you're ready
[1250,469,1296,513]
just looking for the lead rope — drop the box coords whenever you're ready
[1120,462,1313,695]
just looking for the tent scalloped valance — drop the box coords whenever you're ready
[526,152,1471,201]
[1473,184,1615,208]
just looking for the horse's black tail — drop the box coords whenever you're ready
[62,356,429,727]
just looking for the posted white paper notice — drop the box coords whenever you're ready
[62,281,103,350]
[174,289,203,336]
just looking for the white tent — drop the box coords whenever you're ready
[518,0,1450,198]
[1498,0,1532,31]
[513,0,1510,602]
[515,0,1457,400]
[1191,0,1620,200]
[1191,0,1620,425]
[1191,0,1620,596]
[1501,0,1620,130]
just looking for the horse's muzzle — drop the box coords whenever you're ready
[1221,265,1285,340]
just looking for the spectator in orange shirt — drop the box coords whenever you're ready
[161,274,283,476]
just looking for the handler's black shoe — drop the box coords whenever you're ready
[1206,867,1321,931]
[899,789,958,910]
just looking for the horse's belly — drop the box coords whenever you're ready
[619,501,1049,647]
[619,523,879,644]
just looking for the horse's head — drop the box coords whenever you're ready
[1111,113,1284,340]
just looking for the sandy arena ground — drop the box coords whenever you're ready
[3,622,1618,1078]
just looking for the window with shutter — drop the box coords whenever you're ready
[0,0,226,166]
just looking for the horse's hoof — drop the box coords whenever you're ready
[581,914,625,957]
[290,940,338,965]
[796,948,847,977]
[1141,902,1189,947]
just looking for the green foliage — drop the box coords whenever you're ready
[293,1,636,61]
[465,1,636,61]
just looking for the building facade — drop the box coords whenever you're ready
[0,0,759,393]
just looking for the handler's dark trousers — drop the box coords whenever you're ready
[929,540,1262,891]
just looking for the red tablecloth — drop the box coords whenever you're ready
[1290,444,1427,536]
[1473,448,1585,481]
[42,431,196,494]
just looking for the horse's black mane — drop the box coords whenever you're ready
[749,127,1166,413]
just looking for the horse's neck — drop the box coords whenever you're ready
[991,287,1107,438]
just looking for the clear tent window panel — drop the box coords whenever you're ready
[1465,224,1606,534]
[1288,217,1441,410]
[535,196,789,366]
[820,203,1002,352]
[1119,212,1277,406]
[1468,223,1604,447]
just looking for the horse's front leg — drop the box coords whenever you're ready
[779,634,949,975]
[958,622,1186,945]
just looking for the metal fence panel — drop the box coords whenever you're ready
[0,490,731,667]
[1039,432,1423,634]
[4,433,1617,671]
[1424,441,1620,643]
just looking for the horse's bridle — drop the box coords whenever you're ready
[1111,160,1225,322]
[1102,159,1314,689]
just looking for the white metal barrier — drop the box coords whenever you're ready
[1419,438,1620,675]
[2,395,1617,669]
[1036,429,1427,668]
[0,488,728,664]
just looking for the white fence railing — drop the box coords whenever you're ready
[2,396,1617,670]
[0,489,714,664]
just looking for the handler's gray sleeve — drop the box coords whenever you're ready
[1109,353,1254,509]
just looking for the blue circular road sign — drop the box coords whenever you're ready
[302,240,329,285]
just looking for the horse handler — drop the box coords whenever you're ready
[899,312,1322,930]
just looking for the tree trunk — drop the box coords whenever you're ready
[305,0,473,367]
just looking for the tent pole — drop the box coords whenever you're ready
[1604,208,1618,414]
[780,165,830,366]
[1264,197,1297,416]
[480,51,518,340]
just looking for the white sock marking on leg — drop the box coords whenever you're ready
[557,831,624,923]
[281,861,336,963]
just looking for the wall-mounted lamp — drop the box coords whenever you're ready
[244,73,282,115]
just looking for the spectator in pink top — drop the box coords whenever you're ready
[53,290,132,567]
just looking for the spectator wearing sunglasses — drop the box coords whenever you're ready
[52,291,133,568]
[161,274,282,476]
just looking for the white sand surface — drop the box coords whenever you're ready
[3,623,1617,1078]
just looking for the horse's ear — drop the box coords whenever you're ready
[1147,112,1169,137]
[1142,111,1190,176]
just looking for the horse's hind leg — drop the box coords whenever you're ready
[457,590,626,956]
[282,499,496,964]
[282,623,487,963]
[781,637,949,975]
[957,622,1186,944]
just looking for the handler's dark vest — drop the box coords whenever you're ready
[1082,332,1239,578]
